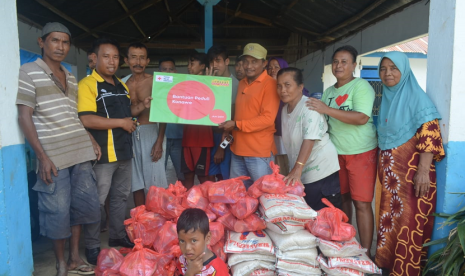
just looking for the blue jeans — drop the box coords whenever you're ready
[165,138,184,181]
[230,152,275,189]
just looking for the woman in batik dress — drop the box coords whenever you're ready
[375,51,445,276]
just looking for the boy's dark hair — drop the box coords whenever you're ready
[332,45,358,63]
[126,42,148,56]
[277,67,303,85]
[235,56,243,64]
[207,45,229,62]
[177,208,210,237]
[159,57,176,68]
[189,53,207,66]
[92,37,120,56]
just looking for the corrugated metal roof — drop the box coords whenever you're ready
[377,36,428,54]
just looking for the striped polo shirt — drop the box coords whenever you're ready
[16,58,96,170]
[77,70,132,164]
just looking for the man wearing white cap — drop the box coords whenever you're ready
[219,43,280,188]
[16,22,98,275]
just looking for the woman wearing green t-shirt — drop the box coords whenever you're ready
[307,45,377,257]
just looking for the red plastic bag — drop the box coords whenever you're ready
[167,181,187,202]
[234,213,267,233]
[153,221,179,255]
[119,239,161,276]
[229,196,259,219]
[95,248,124,276]
[182,186,209,210]
[205,207,217,221]
[216,211,237,231]
[306,198,356,242]
[209,202,229,217]
[208,238,227,262]
[209,221,225,246]
[200,181,214,198]
[102,269,121,276]
[207,176,249,203]
[146,186,185,219]
[248,162,306,198]
[124,206,166,247]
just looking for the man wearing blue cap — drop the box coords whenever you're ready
[16,22,99,275]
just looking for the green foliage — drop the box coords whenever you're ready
[423,193,465,276]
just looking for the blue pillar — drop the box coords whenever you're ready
[197,0,221,52]
[426,0,465,254]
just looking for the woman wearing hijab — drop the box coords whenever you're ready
[375,51,444,275]
[267,57,309,174]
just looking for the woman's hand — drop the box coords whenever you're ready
[306,98,330,115]
[413,169,430,198]
[283,166,303,187]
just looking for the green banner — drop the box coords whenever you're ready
[149,72,232,126]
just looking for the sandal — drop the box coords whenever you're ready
[68,264,95,275]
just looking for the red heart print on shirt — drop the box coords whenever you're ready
[335,94,349,106]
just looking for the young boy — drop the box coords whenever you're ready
[182,53,215,189]
[176,209,229,276]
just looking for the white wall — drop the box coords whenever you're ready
[323,56,427,91]
[1,13,22,148]
[17,20,89,80]
[295,0,430,92]
[427,0,465,143]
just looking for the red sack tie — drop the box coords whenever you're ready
[118,239,160,276]
[181,186,209,210]
[124,206,166,247]
[167,181,187,204]
[307,198,356,242]
[207,176,249,203]
[95,248,124,276]
[248,161,305,198]
[146,186,185,219]
[229,196,259,219]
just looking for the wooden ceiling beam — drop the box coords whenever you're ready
[17,13,43,29]
[116,0,147,39]
[146,0,196,41]
[322,0,388,36]
[276,0,300,19]
[215,6,273,26]
[77,41,205,49]
[35,0,99,38]
[74,0,162,41]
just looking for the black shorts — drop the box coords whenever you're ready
[303,171,342,211]
[181,147,211,176]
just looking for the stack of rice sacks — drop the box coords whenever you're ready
[305,199,382,275]
[240,162,318,276]
[207,177,274,276]
[316,238,381,276]
[260,194,320,276]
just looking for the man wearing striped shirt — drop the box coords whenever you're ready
[16,22,99,276]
